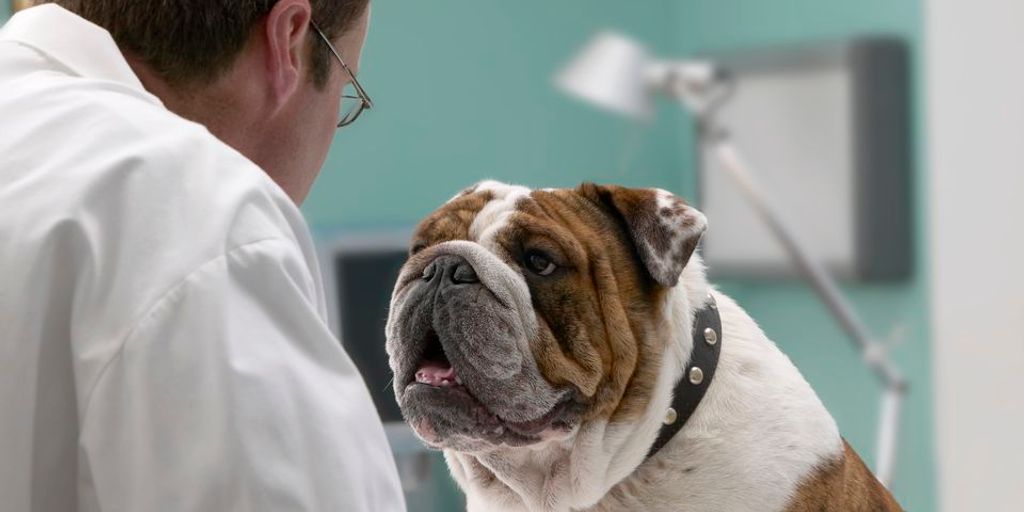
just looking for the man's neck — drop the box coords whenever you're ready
[125,55,258,160]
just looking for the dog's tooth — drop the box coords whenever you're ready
[492,426,504,435]
[455,376,463,385]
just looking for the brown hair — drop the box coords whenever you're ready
[41,0,369,87]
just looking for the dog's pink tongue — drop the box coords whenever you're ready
[415,362,458,387]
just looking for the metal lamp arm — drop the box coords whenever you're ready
[664,70,908,485]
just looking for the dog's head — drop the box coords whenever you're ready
[385,181,706,452]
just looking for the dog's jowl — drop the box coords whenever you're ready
[385,181,902,512]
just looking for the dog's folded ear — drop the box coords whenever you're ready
[579,183,707,287]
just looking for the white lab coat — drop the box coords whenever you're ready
[0,5,405,511]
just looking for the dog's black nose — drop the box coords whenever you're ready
[422,254,479,284]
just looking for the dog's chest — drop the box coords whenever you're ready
[459,297,846,512]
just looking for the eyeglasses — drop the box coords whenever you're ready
[310,21,373,128]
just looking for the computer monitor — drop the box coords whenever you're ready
[320,231,465,509]
[320,231,413,423]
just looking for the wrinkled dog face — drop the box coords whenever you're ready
[385,182,706,452]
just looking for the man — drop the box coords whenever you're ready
[0,1,405,510]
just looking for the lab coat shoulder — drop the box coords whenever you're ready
[52,87,404,512]
[14,78,319,395]
[78,236,405,512]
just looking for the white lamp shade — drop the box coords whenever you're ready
[555,31,654,121]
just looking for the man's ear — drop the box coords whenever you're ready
[263,0,313,108]
[579,183,707,288]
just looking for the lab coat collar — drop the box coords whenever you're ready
[1,4,154,100]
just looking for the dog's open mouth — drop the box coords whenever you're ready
[412,329,462,387]
[402,329,573,443]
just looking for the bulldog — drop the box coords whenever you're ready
[385,181,902,512]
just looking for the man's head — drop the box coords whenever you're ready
[43,0,372,204]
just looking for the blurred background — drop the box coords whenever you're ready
[7,1,1022,510]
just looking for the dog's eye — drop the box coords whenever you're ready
[525,250,557,276]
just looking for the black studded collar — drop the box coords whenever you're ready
[646,294,722,459]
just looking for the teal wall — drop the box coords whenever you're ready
[2,1,934,510]
[304,0,686,227]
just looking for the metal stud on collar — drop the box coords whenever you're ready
[689,366,704,385]
[664,407,678,425]
[704,327,718,345]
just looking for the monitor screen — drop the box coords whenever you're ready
[330,244,410,423]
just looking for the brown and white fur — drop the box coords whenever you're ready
[385,181,901,512]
